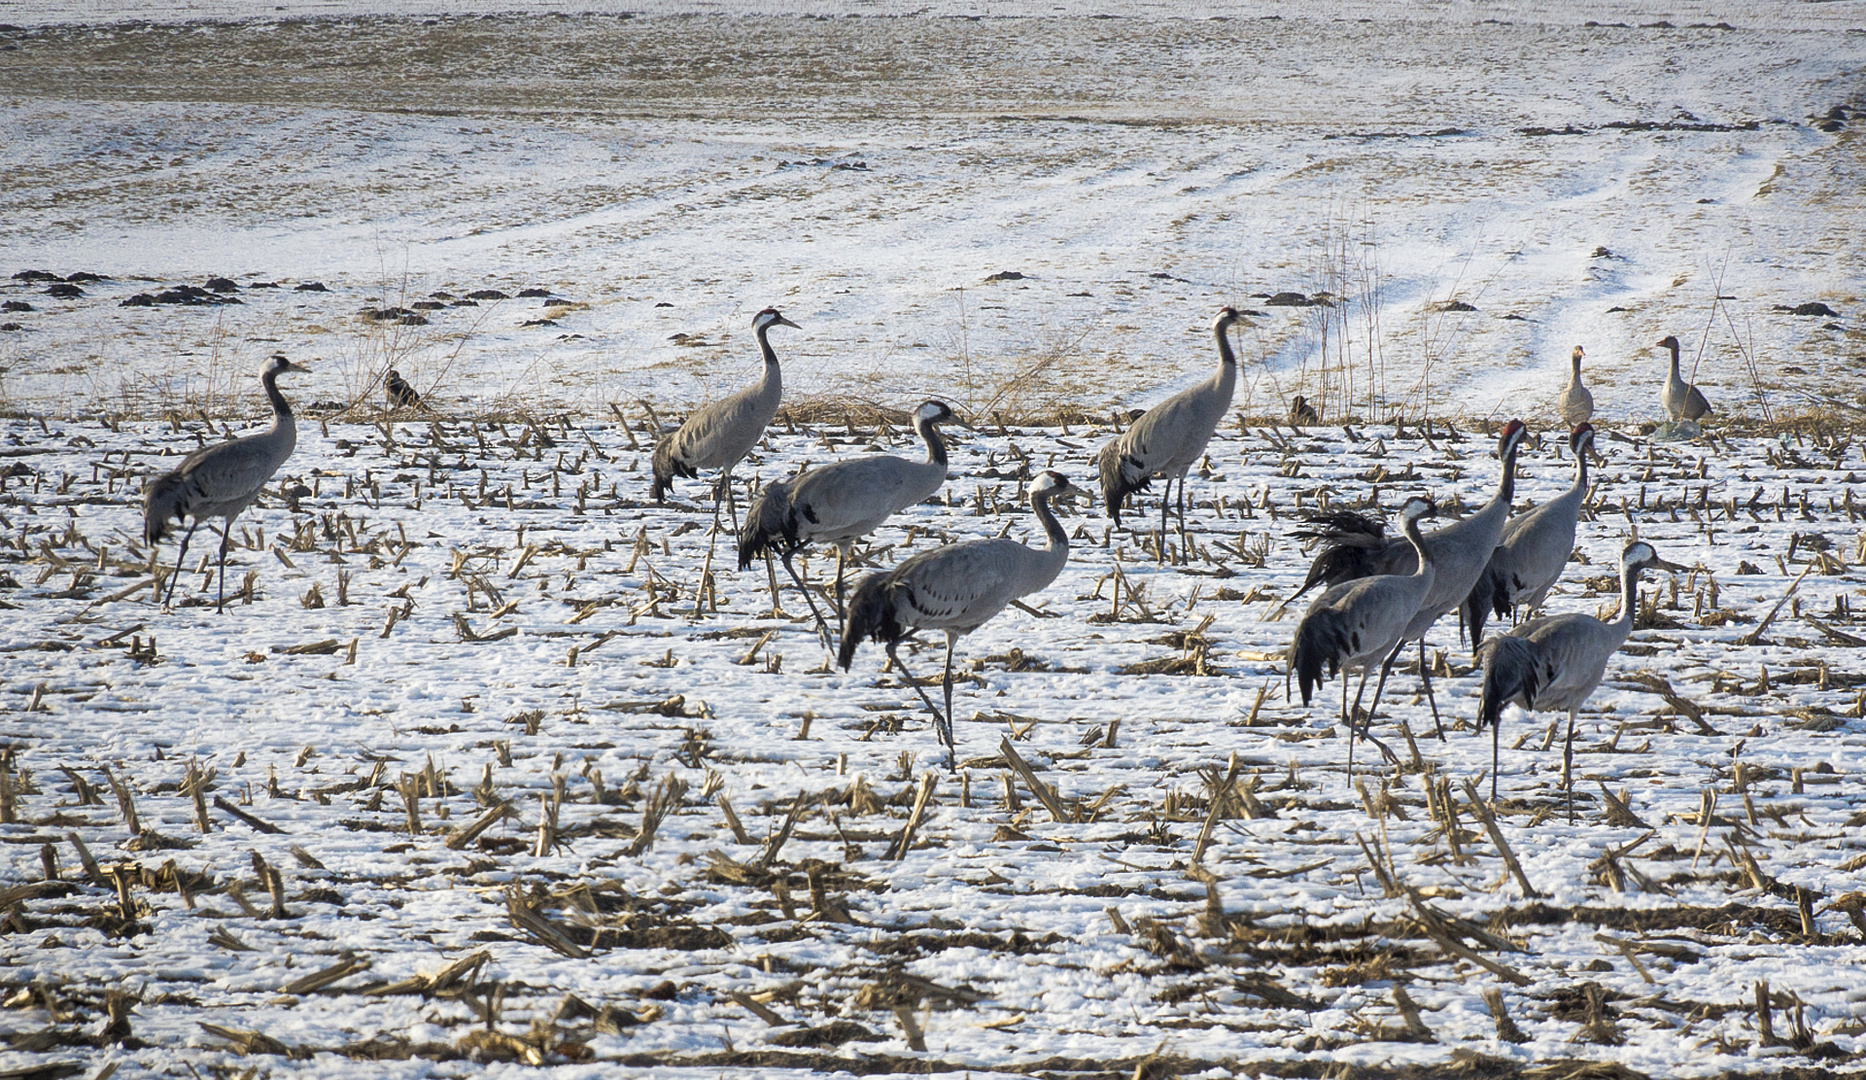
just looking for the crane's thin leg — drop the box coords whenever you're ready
[1491,706,1502,800]
[1365,637,1407,722]
[1343,665,1355,777]
[1158,480,1171,564]
[1348,664,1400,767]
[940,633,960,770]
[833,542,852,623]
[762,550,787,620]
[1176,471,1189,549]
[165,519,201,606]
[1418,637,1445,739]
[1563,707,1577,823]
[778,551,831,649]
[215,524,233,613]
[886,640,955,768]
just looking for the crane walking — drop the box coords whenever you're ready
[1097,307,1242,548]
[740,400,959,641]
[651,307,799,528]
[143,354,308,612]
[1477,541,1686,812]
[1288,495,1438,769]
[839,471,1076,767]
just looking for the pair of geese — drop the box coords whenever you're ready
[1561,334,1714,427]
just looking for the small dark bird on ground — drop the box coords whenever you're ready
[384,369,421,410]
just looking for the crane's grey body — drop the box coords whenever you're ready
[651,308,799,519]
[839,471,1074,765]
[1557,346,1593,427]
[1464,423,1594,648]
[739,400,956,637]
[1360,420,1528,728]
[1098,308,1241,536]
[1658,334,1713,422]
[1289,496,1437,766]
[143,354,307,611]
[1477,542,1685,806]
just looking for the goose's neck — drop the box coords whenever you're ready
[1571,352,1584,378]
[917,416,948,469]
[1667,342,1681,378]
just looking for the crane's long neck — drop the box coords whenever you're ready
[754,324,782,397]
[1031,488,1068,555]
[1212,320,1238,397]
[1489,438,1520,512]
[262,365,296,449]
[917,417,948,469]
[1400,514,1432,577]
[1569,441,1590,496]
[1615,563,1644,632]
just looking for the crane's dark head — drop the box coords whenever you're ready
[1497,418,1527,458]
[916,400,957,425]
[1622,541,1688,575]
[264,354,310,376]
[1657,334,1680,353]
[1398,495,1437,522]
[754,308,800,332]
[1214,306,1242,330]
[1031,470,1073,498]
[1569,422,1596,455]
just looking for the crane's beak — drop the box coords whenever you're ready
[776,315,801,330]
[1650,556,1690,575]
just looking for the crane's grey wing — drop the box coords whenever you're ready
[889,539,1023,630]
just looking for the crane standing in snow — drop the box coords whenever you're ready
[143,353,308,612]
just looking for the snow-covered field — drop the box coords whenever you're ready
[2,3,1866,1078]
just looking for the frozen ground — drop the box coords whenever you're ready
[3,3,1866,1078]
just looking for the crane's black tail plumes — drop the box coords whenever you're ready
[1288,608,1348,707]
[838,572,904,671]
[1288,510,1388,602]
[1096,440,1149,528]
[1476,635,1539,732]
[1463,564,1511,653]
[650,438,692,502]
[142,471,189,545]
[737,479,795,571]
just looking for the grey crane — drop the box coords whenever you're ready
[1657,334,1713,422]
[651,307,800,525]
[384,368,421,410]
[1463,423,1596,649]
[839,470,1075,766]
[1477,541,1686,811]
[1097,307,1242,540]
[1557,346,1593,427]
[1288,495,1438,768]
[739,399,959,640]
[143,353,308,612]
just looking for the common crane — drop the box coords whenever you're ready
[739,400,959,640]
[1463,423,1595,649]
[143,354,308,612]
[1097,307,1242,542]
[839,470,1075,767]
[1657,334,1713,422]
[651,307,799,526]
[1288,495,1438,768]
[1476,541,1686,811]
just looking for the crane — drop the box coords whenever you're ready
[651,307,799,526]
[1097,307,1242,544]
[1477,541,1686,811]
[143,354,308,612]
[1463,423,1596,648]
[1657,334,1713,422]
[1288,495,1438,768]
[739,400,959,640]
[839,471,1075,767]
[1557,346,1593,426]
